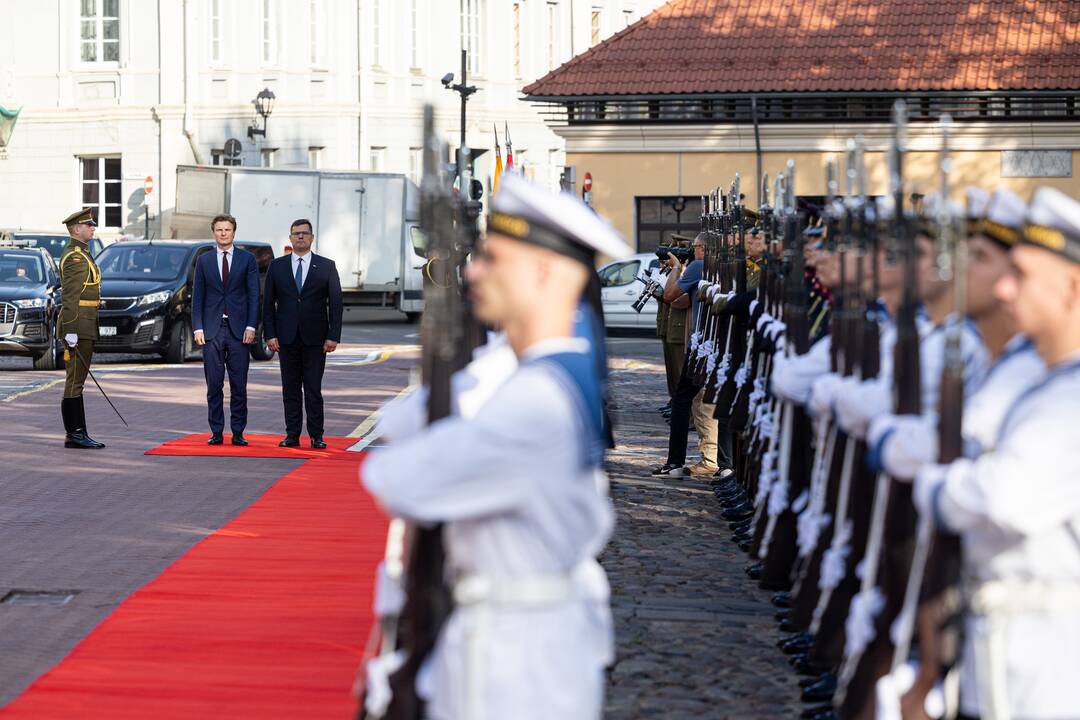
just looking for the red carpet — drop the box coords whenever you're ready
[145,432,359,460]
[3,438,388,719]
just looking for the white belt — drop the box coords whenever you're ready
[969,579,1080,616]
[966,579,1080,720]
[453,573,575,608]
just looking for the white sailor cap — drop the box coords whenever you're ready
[970,188,1025,248]
[1024,187,1080,264]
[965,187,991,220]
[489,174,632,264]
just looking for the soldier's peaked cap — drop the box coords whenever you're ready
[62,208,97,227]
[489,174,632,264]
[1023,187,1080,265]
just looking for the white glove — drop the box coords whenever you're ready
[808,373,843,420]
[834,378,890,439]
[64,333,78,347]
[868,414,937,480]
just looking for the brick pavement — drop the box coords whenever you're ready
[603,348,802,719]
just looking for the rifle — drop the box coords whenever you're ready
[758,160,814,591]
[837,101,924,718]
[898,115,966,719]
[366,105,471,720]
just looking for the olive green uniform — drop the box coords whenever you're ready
[58,237,101,398]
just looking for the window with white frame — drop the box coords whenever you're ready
[80,0,120,64]
[262,0,277,64]
[80,156,122,229]
[309,0,326,66]
[410,0,420,69]
[547,3,558,71]
[308,146,324,169]
[460,0,483,76]
[370,146,386,172]
[408,147,422,185]
[513,2,522,78]
[209,0,223,64]
[372,0,383,66]
[591,8,602,45]
[261,148,277,168]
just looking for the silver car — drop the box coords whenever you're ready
[597,252,662,330]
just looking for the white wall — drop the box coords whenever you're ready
[0,0,665,238]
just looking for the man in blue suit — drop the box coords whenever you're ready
[264,219,343,449]
[192,214,261,446]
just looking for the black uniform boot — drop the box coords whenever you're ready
[71,396,105,449]
[61,397,83,447]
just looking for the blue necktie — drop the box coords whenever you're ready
[295,258,304,293]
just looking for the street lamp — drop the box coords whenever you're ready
[669,196,687,226]
[442,50,479,186]
[247,87,276,141]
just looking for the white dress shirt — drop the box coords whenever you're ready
[291,251,312,290]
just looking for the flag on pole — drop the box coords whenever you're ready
[492,123,504,195]
[504,122,514,174]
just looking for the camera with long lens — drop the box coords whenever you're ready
[655,245,694,263]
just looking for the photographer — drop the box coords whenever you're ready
[651,234,719,477]
[656,243,691,405]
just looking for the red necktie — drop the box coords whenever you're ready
[221,251,230,287]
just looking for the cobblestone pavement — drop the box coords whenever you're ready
[602,340,802,719]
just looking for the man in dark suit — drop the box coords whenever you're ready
[264,218,344,449]
[192,214,260,446]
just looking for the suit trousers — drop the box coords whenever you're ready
[203,327,250,434]
[278,337,327,439]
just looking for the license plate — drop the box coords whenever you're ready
[99,326,117,337]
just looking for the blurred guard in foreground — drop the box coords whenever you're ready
[58,208,105,449]
[362,174,631,720]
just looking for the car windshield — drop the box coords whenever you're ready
[15,234,103,260]
[97,245,190,280]
[0,252,45,284]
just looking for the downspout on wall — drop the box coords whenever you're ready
[181,0,204,165]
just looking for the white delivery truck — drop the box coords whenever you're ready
[171,165,426,319]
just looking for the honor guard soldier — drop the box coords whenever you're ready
[363,174,631,720]
[907,187,1080,720]
[58,208,105,449]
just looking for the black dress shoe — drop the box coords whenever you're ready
[775,608,791,622]
[722,504,754,521]
[792,655,830,676]
[279,436,300,448]
[772,592,792,608]
[782,635,815,655]
[737,538,752,552]
[779,618,804,633]
[65,431,104,449]
[801,677,836,703]
[231,434,248,446]
[207,434,224,445]
[745,561,763,579]
[310,437,327,449]
[800,673,833,689]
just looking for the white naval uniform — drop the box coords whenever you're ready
[915,351,1080,720]
[364,337,615,720]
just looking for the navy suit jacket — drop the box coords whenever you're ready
[191,246,260,341]
[263,253,343,346]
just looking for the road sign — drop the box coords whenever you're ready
[144,176,154,195]
[583,172,593,192]
[583,190,593,206]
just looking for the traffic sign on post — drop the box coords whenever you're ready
[583,172,592,192]
[144,176,154,195]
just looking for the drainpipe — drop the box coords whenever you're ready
[751,95,762,205]
[181,0,204,165]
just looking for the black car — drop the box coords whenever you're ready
[0,245,65,370]
[1,230,104,263]
[95,239,276,363]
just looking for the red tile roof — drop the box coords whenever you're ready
[523,0,1080,97]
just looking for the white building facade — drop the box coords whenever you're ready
[0,0,665,239]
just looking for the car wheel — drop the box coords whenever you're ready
[249,329,276,362]
[164,319,190,364]
[405,311,421,323]
[32,339,62,371]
